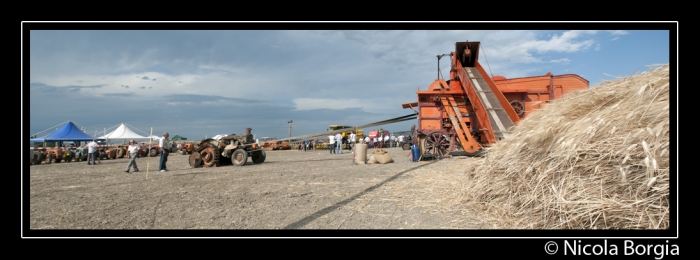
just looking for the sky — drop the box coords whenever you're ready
[24,23,675,142]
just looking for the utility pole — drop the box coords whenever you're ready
[288,120,293,138]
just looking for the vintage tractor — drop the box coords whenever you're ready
[177,142,197,155]
[43,147,64,164]
[260,141,291,151]
[189,128,266,168]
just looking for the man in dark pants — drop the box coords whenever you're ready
[159,132,170,172]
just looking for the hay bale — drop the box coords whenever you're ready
[457,64,671,229]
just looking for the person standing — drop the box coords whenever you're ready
[159,132,170,172]
[86,139,98,165]
[124,140,140,173]
[384,134,390,148]
[335,132,343,154]
[349,131,356,154]
[329,134,336,154]
[365,136,371,148]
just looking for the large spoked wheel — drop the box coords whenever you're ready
[402,143,411,150]
[424,131,451,158]
[251,150,266,164]
[232,149,248,166]
[200,145,220,167]
[510,99,525,116]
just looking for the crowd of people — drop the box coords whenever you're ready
[295,129,411,154]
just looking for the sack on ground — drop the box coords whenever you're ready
[372,149,394,164]
[367,154,378,164]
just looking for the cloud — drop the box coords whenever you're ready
[102,92,136,97]
[152,78,157,81]
[607,30,628,36]
[549,58,570,64]
[141,76,150,80]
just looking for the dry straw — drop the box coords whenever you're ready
[457,64,671,229]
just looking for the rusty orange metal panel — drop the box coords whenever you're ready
[419,106,441,117]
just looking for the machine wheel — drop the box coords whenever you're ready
[510,99,525,116]
[424,131,451,158]
[149,148,158,157]
[199,144,220,167]
[402,143,411,150]
[64,151,74,163]
[251,150,266,164]
[107,149,117,159]
[232,149,248,166]
[117,148,126,158]
[45,154,54,164]
[189,152,202,168]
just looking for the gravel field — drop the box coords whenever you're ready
[26,146,483,236]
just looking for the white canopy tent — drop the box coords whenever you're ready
[99,123,159,142]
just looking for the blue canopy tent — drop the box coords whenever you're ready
[30,121,105,143]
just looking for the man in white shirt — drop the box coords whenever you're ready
[398,135,405,148]
[349,132,356,154]
[86,139,98,165]
[390,135,396,147]
[125,139,140,173]
[159,132,170,172]
[364,136,371,148]
[383,134,390,148]
[329,135,336,154]
[335,133,343,154]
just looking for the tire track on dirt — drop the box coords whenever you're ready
[282,160,439,229]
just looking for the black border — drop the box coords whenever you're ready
[22,22,678,239]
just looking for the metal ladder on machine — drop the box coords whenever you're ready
[440,96,483,155]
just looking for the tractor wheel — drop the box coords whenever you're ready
[38,153,46,164]
[149,148,158,157]
[64,151,74,163]
[117,148,126,158]
[232,149,248,166]
[189,151,202,168]
[107,149,117,159]
[251,150,266,164]
[402,143,411,150]
[45,154,54,164]
[199,144,220,167]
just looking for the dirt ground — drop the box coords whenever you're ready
[26,146,484,236]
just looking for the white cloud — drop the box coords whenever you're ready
[550,58,570,64]
[607,30,628,36]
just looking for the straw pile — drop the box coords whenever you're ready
[459,64,671,229]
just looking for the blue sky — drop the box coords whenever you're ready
[24,23,674,141]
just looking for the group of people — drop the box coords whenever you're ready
[83,132,171,174]
[300,139,315,152]
[329,132,357,154]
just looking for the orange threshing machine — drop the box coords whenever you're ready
[402,40,589,158]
